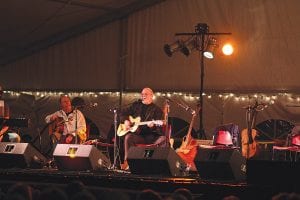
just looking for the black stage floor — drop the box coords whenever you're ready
[0,164,298,200]
[0,143,299,199]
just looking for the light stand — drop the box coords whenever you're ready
[173,23,231,139]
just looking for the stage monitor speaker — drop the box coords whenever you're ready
[194,147,246,181]
[0,142,47,168]
[127,146,186,176]
[53,144,110,171]
[246,160,299,185]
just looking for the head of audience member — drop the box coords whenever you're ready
[136,189,163,200]
[37,186,67,200]
[6,183,33,200]
[164,194,187,200]
[70,190,96,200]
[101,190,130,200]
[141,88,154,105]
[222,195,240,200]
[65,181,85,199]
[59,95,72,113]
[173,188,193,200]
[272,192,300,200]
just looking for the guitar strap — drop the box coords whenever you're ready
[142,104,155,121]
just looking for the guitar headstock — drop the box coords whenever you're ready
[190,104,201,117]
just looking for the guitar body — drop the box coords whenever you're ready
[117,116,164,137]
[48,117,82,144]
[117,116,141,136]
[241,128,257,158]
[175,108,199,171]
[49,117,64,145]
[59,134,76,144]
[177,137,197,154]
[177,144,197,171]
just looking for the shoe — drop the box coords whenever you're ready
[121,160,129,170]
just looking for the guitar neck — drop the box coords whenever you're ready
[186,115,196,139]
[136,120,162,126]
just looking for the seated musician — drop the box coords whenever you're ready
[0,84,20,142]
[45,95,86,144]
[119,87,166,170]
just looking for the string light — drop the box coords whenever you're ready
[4,90,300,105]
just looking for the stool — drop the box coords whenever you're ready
[288,147,300,162]
[272,146,294,161]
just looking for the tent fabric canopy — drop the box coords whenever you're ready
[0,0,300,92]
[1,0,300,145]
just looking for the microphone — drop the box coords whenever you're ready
[164,97,173,103]
[90,102,98,107]
[185,106,196,115]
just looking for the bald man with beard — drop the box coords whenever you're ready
[119,88,166,170]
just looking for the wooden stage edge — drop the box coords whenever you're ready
[0,166,298,200]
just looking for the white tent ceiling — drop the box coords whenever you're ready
[0,0,164,65]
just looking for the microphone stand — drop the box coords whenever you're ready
[74,107,78,144]
[112,108,121,169]
[165,97,195,115]
[164,100,170,147]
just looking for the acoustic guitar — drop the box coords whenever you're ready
[48,117,65,144]
[48,117,76,144]
[241,128,257,158]
[117,116,164,137]
[176,108,199,171]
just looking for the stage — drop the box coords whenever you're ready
[0,142,299,199]
[0,164,297,200]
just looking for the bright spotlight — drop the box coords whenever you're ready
[222,43,234,56]
[203,37,218,59]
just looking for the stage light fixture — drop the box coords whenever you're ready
[163,40,182,57]
[164,23,232,140]
[203,37,218,59]
[180,36,197,57]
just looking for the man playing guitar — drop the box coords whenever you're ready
[120,87,166,170]
[45,95,87,145]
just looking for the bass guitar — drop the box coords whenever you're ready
[117,116,164,137]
